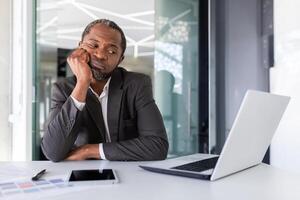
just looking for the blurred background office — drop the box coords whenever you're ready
[0,0,300,175]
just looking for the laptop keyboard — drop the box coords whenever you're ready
[171,156,219,172]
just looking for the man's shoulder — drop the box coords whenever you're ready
[118,67,151,86]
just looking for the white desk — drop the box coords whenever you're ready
[0,161,299,200]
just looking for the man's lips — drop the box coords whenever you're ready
[90,60,105,70]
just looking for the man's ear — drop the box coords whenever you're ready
[119,55,124,63]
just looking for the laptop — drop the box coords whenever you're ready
[140,90,290,181]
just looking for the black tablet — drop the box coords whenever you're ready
[68,169,119,185]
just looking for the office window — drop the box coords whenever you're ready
[34,0,156,159]
[34,0,206,159]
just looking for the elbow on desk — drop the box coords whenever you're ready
[148,137,169,161]
[41,139,66,162]
[137,136,169,161]
[158,140,169,160]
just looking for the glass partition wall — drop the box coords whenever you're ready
[154,0,201,156]
[34,0,206,159]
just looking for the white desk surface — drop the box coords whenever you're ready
[0,160,299,200]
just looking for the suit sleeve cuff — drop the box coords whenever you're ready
[70,95,86,111]
[99,143,107,160]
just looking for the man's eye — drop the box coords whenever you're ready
[88,44,98,49]
[108,50,116,54]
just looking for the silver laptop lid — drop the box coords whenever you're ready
[211,90,290,181]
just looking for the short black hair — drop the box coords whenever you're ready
[81,19,127,55]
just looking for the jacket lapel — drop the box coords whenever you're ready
[85,89,107,141]
[107,68,124,142]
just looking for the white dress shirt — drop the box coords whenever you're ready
[70,78,111,160]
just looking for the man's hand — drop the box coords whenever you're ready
[67,47,92,84]
[68,45,93,102]
[65,144,101,161]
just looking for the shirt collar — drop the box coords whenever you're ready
[89,77,111,99]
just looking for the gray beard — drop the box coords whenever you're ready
[91,68,112,81]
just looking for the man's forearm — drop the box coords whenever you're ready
[86,144,101,159]
[42,84,84,162]
[71,81,90,102]
[102,135,168,161]
[65,144,101,161]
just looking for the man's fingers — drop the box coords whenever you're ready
[80,49,90,63]
[68,48,90,65]
[65,145,88,161]
[65,150,77,161]
[71,48,87,58]
[65,156,77,161]
[76,48,90,62]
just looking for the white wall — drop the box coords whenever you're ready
[0,0,12,160]
[270,0,300,173]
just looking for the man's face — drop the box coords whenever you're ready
[80,24,124,81]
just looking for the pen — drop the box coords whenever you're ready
[32,169,46,181]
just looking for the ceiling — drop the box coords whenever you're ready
[37,0,155,57]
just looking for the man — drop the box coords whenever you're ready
[41,19,168,162]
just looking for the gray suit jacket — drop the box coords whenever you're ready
[41,67,168,162]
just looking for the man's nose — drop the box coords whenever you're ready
[93,48,107,60]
